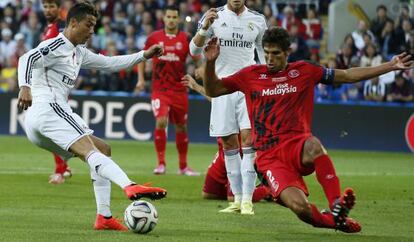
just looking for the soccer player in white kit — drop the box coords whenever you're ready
[189,0,267,214]
[17,2,166,230]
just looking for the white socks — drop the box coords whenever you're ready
[224,149,243,203]
[241,147,257,203]
[86,151,133,189]
[90,170,111,217]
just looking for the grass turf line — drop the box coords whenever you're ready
[0,136,413,242]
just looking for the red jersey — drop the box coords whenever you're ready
[206,138,227,184]
[42,19,65,40]
[221,61,334,150]
[144,30,190,93]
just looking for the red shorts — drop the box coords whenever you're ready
[151,91,188,124]
[202,172,229,200]
[256,134,314,201]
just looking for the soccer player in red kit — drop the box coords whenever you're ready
[181,74,270,201]
[42,0,71,184]
[203,27,414,232]
[135,5,200,176]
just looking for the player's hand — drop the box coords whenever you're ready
[204,37,220,61]
[201,8,218,30]
[144,45,163,59]
[17,86,32,111]
[181,74,197,90]
[194,66,205,80]
[390,52,414,70]
[134,79,146,94]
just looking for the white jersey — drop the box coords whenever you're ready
[18,33,146,104]
[198,5,267,78]
[196,5,267,137]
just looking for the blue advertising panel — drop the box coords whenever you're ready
[1,93,413,152]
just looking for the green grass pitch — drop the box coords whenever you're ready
[0,135,413,242]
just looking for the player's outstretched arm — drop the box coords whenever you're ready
[204,37,231,97]
[181,74,211,101]
[81,45,163,72]
[333,52,414,84]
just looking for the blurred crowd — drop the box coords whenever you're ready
[0,0,413,103]
[319,4,414,103]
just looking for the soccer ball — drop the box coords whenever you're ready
[124,200,158,234]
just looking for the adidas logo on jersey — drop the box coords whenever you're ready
[221,22,227,28]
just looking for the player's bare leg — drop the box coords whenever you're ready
[153,117,168,174]
[175,123,199,176]
[240,128,256,215]
[219,134,242,214]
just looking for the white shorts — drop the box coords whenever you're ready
[24,102,93,161]
[209,91,251,137]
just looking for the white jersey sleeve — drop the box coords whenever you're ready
[80,48,146,71]
[18,42,58,87]
[255,16,267,64]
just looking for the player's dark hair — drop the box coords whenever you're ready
[165,4,179,13]
[42,0,61,7]
[376,5,387,12]
[262,27,291,51]
[66,1,98,26]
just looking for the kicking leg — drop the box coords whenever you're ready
[279,186,336,229]
[70,135,167,200]
[302,136,340,209]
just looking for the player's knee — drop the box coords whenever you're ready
[100,143,112,157]
[175,124,187,133]
[240,129,252,147]
[221,134,239,150]
[155,118,168,129]
[303,137,326,160]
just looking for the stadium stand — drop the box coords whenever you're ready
[0,0,412,102]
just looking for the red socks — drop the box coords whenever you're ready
[313,154,341,209]
[154,129,166,166]
[54,154,67,174]
[154,129,189,169]
[176,132,189,169]
[309,204,336,228]
[252,185,271,202]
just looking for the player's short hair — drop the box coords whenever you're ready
[262,27,291,51]
[42,0,61,7]
[376,4,387,12]
[165,4,179,13]
[66,1,98,26]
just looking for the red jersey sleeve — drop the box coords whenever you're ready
[221,66,254,93]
